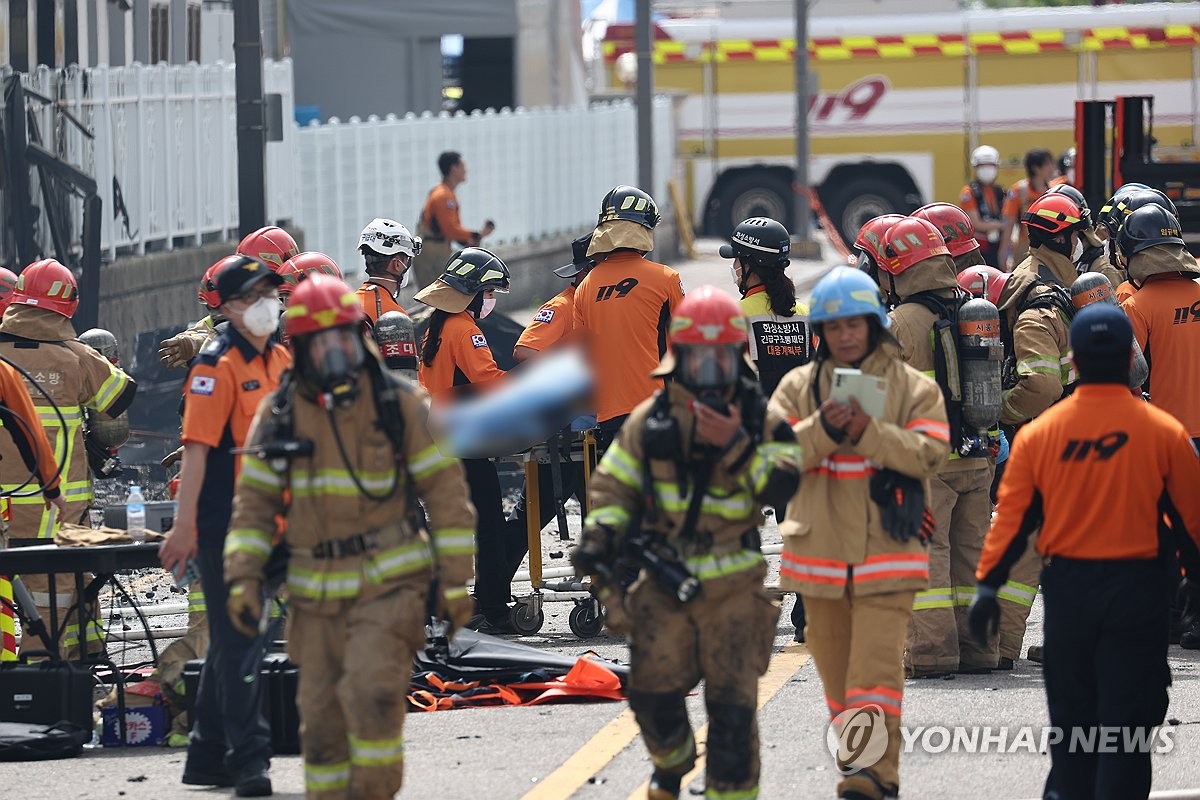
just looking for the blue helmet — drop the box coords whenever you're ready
[808,266,890,328]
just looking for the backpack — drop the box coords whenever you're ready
[898,292,973,453]
[0,721,89,761]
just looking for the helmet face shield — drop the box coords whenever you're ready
[676,343,743,391]
[855,250,876,275]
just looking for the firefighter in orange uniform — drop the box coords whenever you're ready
[356,218,420,324]
[573,186,685,450]
[415,248,518,633]
[972,304,1200,800]
[225,274,475,800]
[414,151,494,287]
[770,267,948,800]
[158,255,289,796]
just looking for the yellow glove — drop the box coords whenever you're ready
[160,446,183,470]
[438,585,475,635]
[598,586,631,637]
[158,333,202,369]
[227,579,263,639]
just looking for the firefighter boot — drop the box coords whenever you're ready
[647,772,682,800]
[791,593,806,643]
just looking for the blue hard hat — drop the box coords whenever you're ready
[808,266,890,328]
[1070,303,1132,360]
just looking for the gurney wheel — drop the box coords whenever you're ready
[568,599,603,639]
[510,602,544,634]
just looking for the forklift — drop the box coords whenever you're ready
[1076,95,1200,255]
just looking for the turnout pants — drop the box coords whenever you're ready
[1041,558,1170,800]
[187,539,272,778]
[626,562,778,798]
[288,576,428,800]
[906,464,996,672]
[806,585,915,800]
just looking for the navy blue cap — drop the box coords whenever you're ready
[216,254,284,305]
[1070,303,1132,360]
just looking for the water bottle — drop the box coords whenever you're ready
[126,484,147,544]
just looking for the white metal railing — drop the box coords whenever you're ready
[293,97,675,282]
[19,59,296,261]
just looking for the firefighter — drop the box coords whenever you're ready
[913,202,987,272]
[721,216,813,643]
[0,259,137,657]
[1101,187,1181,303]
[875,217,999,676]
[571,286,800,800]
[1117,204,1200,650]
[160,258,244,370]
[1041,184,1119,289]
[158,255,289,796]
[414,151,495,287]
[987,191,1085,667]
[959,145,1005,268]
[414,248,519,633]
[356,218,420,324]
[0,357,65,534]
[508,234,593,541]
[279,252,343,297]
[852,214,905,287]
[573,185,685,451]
[770,267,948,800]
[999,148,1056,269]
[971,303,1200,800]
[721,217,812,397]
[225,274,475,800]
[159,230,297,369]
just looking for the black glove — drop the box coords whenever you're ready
[570,536,612,580]
[869,469,928,544]
[968,585,1001,647]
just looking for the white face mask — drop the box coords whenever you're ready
[242,296,281,337]
[399,268,411,290]
[1071,236,1085,263]
[976,165,998,184]
[478,297,496,319]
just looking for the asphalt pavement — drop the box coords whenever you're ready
[4,239,1200,799]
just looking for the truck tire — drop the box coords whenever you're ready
[824,178,908,247]
[712,172,793,238]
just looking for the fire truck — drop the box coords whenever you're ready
[601,2,1200,242]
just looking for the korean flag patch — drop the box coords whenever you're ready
[471,334,488,349]
[189,375,216,396]
[533,307,555,324]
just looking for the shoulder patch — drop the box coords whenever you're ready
[471,333,488,349]
[196,334,232,366]
[189,375,216,396]
[533,307,555,324]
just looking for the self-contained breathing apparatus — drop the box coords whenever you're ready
[78,328,129,480]
[897,291,1004,458]
[997,280,1077,394]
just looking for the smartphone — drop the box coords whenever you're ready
[173,559,201,589]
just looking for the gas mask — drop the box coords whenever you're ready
[676,343,742,401]
[242,296,282,338]
[976,165,998,184]
[303,328,366,406]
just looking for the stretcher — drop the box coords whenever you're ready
[494,429,602,638]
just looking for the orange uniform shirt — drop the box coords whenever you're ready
[978,384,1200,586]
[0,360,60,496]
[181,327,290,537]
[1115,280,1137,304]
[418,312,506,404]
[515,285,576,355]
[1122,274,1200,436]
[421,183,475,244]
[959,181,1004,248]
[572,251,685,423]
[357,281,408,325]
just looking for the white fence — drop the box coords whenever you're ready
[293,98,676,283]
[19,59,296,261]
[13,59,677,279]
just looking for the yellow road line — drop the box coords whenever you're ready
[625,643,810,800]
[521,707,643,800]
